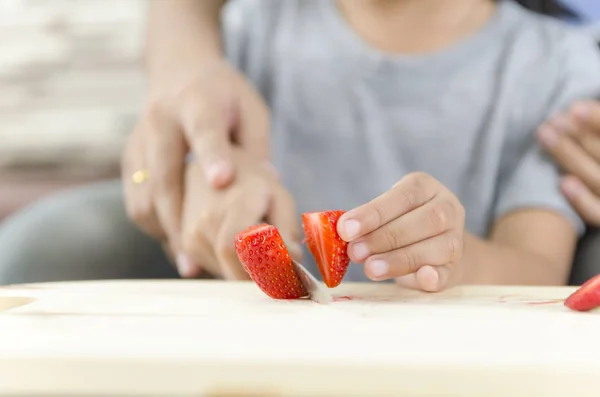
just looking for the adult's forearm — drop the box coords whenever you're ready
[460,233,571,286]
[146,0,227,85]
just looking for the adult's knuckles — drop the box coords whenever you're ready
[181,89,226,133]
[173,81,207,108]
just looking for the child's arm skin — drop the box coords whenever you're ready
[460,209,576,286]
[337,172,577,291]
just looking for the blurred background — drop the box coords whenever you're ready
[0,0,598,226]
[0,0,146,222]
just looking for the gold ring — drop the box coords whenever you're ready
[132,169,150,184]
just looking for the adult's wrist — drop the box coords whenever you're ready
[146,0,227,84]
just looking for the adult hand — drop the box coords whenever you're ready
[537,100,600,226]
[121,59,271,275]
[180,148,302,279]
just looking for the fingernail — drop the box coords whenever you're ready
[572,102,590,119]
[537,126,559,148]
[351,242,370,260]
[562,177,584,198]
[206,160,233,185]
[342,219,361,240]
[176,253,197,277]
[367,259,389,280]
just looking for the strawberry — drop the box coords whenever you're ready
[302,210,350,288]
[564,274,600,312]
[234,224,308,299]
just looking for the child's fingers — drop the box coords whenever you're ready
[347,198,457,262]
[362,231,461,283]
[337,172,439,242]
[394,265,453,292]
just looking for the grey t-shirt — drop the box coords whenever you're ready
[222,0,600,282]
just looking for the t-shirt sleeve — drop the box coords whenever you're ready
[494,142,585,235]
[494,29,600,236]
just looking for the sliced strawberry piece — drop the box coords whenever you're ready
[564,274,600,312]
[234,224,308,299]
[302,210,350,288]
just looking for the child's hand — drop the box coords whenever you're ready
[337,172,465,292]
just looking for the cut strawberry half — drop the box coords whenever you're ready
[234,224,308,299]
[302,210,350,288]
[564,274,600,312]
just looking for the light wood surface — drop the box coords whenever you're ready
[0,280,599,396]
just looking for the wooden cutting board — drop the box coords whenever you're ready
[0,280,599,397]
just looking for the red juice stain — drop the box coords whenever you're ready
[331,295,394,302]
[333,295,357,302]
[525,299,563,306]
[497,295,563,305]
[497,294,522,303]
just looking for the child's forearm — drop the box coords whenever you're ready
[146,0,227,85]
[460,232,570,286]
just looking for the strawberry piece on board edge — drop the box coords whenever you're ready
[564,274,600,312]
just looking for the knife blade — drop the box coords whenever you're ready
[292,260,332,304]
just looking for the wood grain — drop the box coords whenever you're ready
[0,280,599,396]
